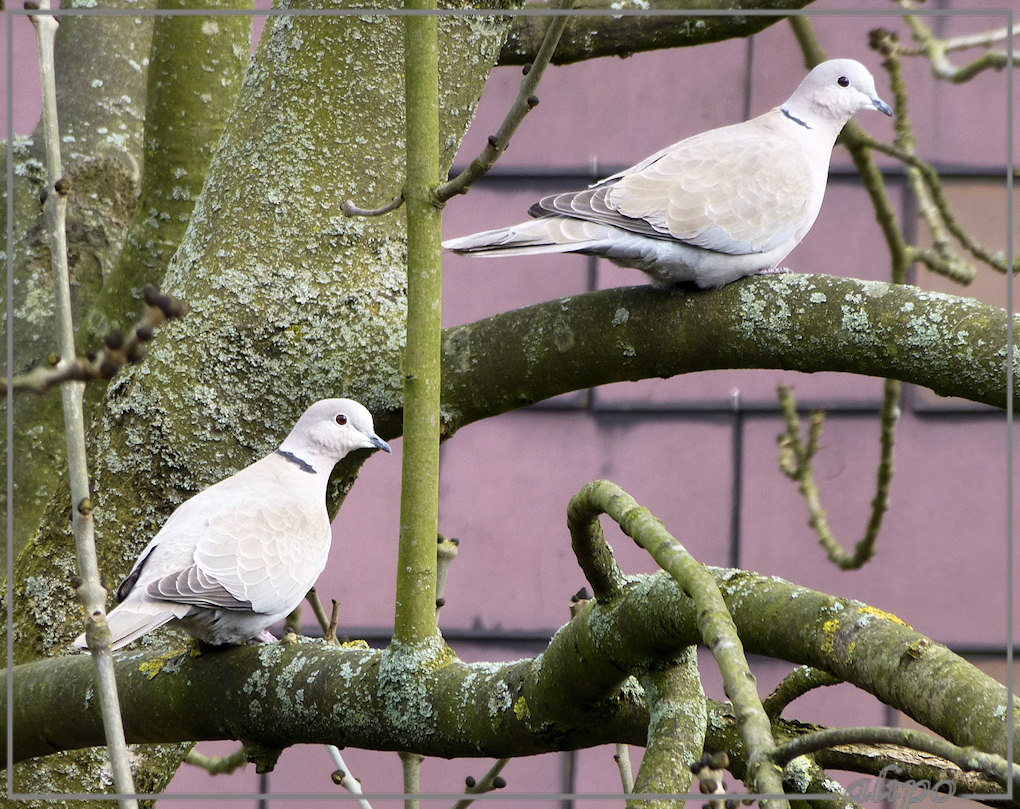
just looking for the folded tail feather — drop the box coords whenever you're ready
[74,600,189,652]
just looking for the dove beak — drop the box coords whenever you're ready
[367,432,392,454]
[871,95,893,116]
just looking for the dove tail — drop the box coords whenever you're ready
[73,599,187,652]
[443,218,604,257]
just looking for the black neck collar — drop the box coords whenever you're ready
[781,107,813,130]
[276,449,316,474]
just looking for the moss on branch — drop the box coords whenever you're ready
[440,274,1014,433]
[7,570,1014,770]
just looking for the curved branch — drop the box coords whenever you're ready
[569,480,783,800]
[440,275,1015,434]
[771,726,1019,792]
[498,0,812,66]
[7,570,1014,770]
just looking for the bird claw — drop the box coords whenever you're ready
[250,629,279,644]
[758,266,791,276]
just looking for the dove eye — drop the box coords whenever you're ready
[837,76,850,87]
[335,414,348,426]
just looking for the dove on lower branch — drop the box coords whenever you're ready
[443,59,893,290]
[74,398,391,652]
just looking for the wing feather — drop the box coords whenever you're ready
[529,124,816,256]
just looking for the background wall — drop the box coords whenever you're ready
[5,0,1016,805]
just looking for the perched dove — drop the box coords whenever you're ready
[443,59,893,289]
[74,398,391,652]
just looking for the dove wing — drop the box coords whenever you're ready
[532,121,816,256]
[145,487,331,616]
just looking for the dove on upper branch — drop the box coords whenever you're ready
[74,398,391,652]
[443,59,893,289]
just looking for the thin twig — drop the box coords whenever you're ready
[185,745,249,775]
[30,3,138,804]
[451,759,509,809]
[435,0,575,202]
[857,132,1013,275]
[306,587,332,635]
[341,193,404,218]
[3,284,187,396]
[435,533,459,613]
[762,666,841,720]
[776,382,899,570]
[614,743,634,793]
[771,726,1020,791]
[328,745,374,809]
[400,751,425,809]
[325,599,341,644]
[896,1,1017,82]
[871,30,977,284]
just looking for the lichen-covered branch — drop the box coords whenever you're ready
[7,570,1015,782]
[568,481,784,803]
[439,276,1016,436]
[497,0,812,66]
[629,648,705,805]
[77,0,251,350]
[762,666,840,721]
[771,726,1019,792]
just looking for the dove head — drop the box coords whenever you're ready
[784,59,893,128]
[279,398,391,472]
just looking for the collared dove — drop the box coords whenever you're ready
[443,59,893,289]
[74,398,391,651]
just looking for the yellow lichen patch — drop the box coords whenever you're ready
[339,639,370,649]
[858,605,911,628]
[513,695,531,720]
[137,647,193,680]
[821,618,839,655]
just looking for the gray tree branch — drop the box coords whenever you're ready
[498,0,813,65]
[7,569,1014,778]
[439,274,1013,435]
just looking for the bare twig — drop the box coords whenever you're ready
[776,382,899,570]
[435,0,575,202]
[896,1,1017,83]
[435,533,459,613]
[306,587,332,635]
[691,751,731,809]
[400,751,425,809]
[771,726,1020,792]
[452,759,509,809]
[341,193,404,218]
[325,599,341,644]
[855,132,1014,275]
[328,745,374,809]
[614,743,634,793]
[3,285,187,396]
[29,3,138,804]
[762,666,841,720]
[185,745,248,775]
